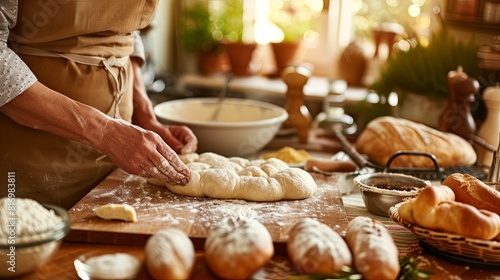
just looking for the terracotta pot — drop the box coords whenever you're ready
[197,51,229,75]
[270,41,300,78]
[221,42,257,76]
[337,41,368,86]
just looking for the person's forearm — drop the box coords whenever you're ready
[1,80,191,185]
[0,81,111,148]
[130,57,158,129]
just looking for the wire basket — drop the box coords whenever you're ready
[389,202,500,265]
[333,126,489,182]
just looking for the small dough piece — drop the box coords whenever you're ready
[204,217,274,279]
[145,228,195,280]
[95,204,137,222]
[287,218,352,275]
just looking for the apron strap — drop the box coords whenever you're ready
[11,44,129,119]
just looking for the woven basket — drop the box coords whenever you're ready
[389,202,500,263]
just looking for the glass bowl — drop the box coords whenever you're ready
[0,203,70,278]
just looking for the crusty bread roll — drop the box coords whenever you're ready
[287,218,352,275]
[355,116,477,168]
[204,217,274,279]
[144,228,195,280]
[165,152,317,201]
[442,173,500,215]
[345,216,400,280]
[398,185,500,240]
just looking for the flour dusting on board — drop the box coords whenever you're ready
[69,170,349,241]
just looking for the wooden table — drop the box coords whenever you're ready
[20,241,500,280]
[18,174,500,280]
[14,131,500,279]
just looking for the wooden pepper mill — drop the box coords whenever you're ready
[282,66,312,143]
[439,66,479,140]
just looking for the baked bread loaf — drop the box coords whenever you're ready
[355,116,477,168]
[442,173,500,215]
[144,228,195,280]
[165,152,317,201]
[398,185,500,240]
[204,217,274,279]
[287,218,352,275]
[345,216,400,280]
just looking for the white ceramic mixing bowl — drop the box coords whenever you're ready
[154,98,288,157]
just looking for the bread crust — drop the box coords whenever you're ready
[355,116,477,168]
[204,217,274,279]
[345,216,400,280]
[442,173,500,215]
[399,185,500,240]
[144,228,195,280]
[286,218,352,275]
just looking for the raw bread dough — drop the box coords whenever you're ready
[94,204,137,222]
[165,152,317,201]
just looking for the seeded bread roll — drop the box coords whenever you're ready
[287,218,352,275]
[355,116,477,168]
[204,217,274,279]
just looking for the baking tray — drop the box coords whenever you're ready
[332,126,488,182]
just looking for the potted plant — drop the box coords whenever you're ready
[369,28,480,127]
[179,2,227,75]
[268,0,319,77]
[214,0,258,76]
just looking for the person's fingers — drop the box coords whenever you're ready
[145,144,190,185]
[166,125,198,154]
[180,142,197,154]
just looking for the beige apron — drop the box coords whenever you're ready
[0,0,158,209]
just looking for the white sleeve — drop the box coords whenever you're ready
[131,30,146,66]
[0,0,37,107]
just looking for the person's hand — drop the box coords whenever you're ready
[99,119,190,185]
[128,57,198,155]
[146,122,198,155]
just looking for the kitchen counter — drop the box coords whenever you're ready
[19,192,500,280]
[16,129,500,279]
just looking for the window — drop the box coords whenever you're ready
[173,0,436,79]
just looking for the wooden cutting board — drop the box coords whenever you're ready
[66,168,349,254]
